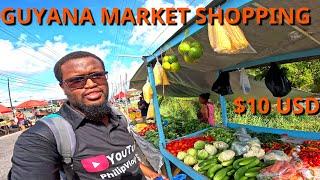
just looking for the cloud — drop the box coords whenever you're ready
[128,0,209,54]
[0,35,117,74]
[0,83,66,107]
[53,35,63,42]
[107,60,142,98]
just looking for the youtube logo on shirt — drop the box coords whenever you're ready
[81,155,110,173]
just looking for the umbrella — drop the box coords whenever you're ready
[16,100,48,109]
[0,104,12,113]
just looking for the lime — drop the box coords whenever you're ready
[162,62,171,71]
[183,55,195,63]
[163,56,170,63]
[170,62,181,73]
[168,55,178,64]
[178,41,191,55]
[190,41,202,49]
[188,47,203,59]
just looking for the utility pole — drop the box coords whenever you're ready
[7,78,15,117]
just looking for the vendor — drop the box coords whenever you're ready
[138,95,149,121]
[198,93,215,126]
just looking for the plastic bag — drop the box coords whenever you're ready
[208,18,256,54]
[234,127,252,142]
[264,150,291,162]
[265,63,292,97]
[146,100,154,120]
[153,61,163,86]
[153,61,170,86]
[211,71,233,95]
[142,80,153,104]
[231,141,250,156]
[240,68,251,94]
[257,161,299,180]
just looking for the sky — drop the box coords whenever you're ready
[0,0,210,107]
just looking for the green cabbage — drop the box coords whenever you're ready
[177,151,187,160]
[187,148,197,157]
[197,149,209,160]
[194,140,206,150]
[184,155,197,166]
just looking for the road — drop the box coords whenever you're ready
[0,132,21,180]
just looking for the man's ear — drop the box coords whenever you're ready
[59,83,68,95]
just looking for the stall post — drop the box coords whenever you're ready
[145,58,173,179]
[219,95,229,127]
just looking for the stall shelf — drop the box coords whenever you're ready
[131,0,320,179]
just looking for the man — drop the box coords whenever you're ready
[15,110,26,131]
[137,96,149,120]
[10,51,165,180]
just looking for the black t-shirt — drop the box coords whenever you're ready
[10,103,145,180]
[137,100,149,116]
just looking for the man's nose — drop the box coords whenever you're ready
[84,78,98,88]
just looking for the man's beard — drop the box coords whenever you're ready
[70,95,112,122]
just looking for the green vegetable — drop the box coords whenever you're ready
[239,157,257,166]
[205,144,218,155]
[199,163,216,172]
[245,158,260,169]
[239,177,248,180]
[213,166,233,180]
[205,128,235,144]
[197,149,209,160]
[227,169,236,176]
[233,158,243,169]
[222,176,230,180]
[221,158,234,166]
[177,151,187,160]
[194,140,206,150]
[218,150,236,162]
[207,164,223,178]
[246,167,261,173]
[245,172,259,177]
[187,148,197,157]
[234,166,249,180]
[183,155,197,166]
[199,158,217,167]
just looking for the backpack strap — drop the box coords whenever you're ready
[39,114,76,180]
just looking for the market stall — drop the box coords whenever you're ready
[130,0,320,179]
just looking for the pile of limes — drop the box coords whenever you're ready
[162,55,181,73]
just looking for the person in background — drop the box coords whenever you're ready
[15,110,26,130]
[198,93,215,126]
[138,95,149,121]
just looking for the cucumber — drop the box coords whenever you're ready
[227,169,236,176]
[213,166,233,180]
[234,166,249,180]
[246,167,262,173]
[245,172,259,177]
[199,162,216,172]
[207,164,223,178]
[199,159,217,167]
[244,158,260,169]
[233,158,243,169]
[239,177,248,180]
[239,157,257,166]
[222,176,230,180]
[221,158,234,166]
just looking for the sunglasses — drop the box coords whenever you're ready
[61,71,108,90]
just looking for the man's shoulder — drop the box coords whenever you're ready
[21,116,55,142]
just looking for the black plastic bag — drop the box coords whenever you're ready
[211,71,233,95]
[265,63,292,97]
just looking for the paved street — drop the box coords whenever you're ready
[0,132,21,180]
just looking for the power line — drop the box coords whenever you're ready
[143,0,199,55]
[14,25,63,57]
[0,25,55,66]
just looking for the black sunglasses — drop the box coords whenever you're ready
[61,71,108,90]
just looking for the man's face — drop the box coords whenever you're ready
[60,57,108,109]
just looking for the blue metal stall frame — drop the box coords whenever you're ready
[142,0,320,179]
